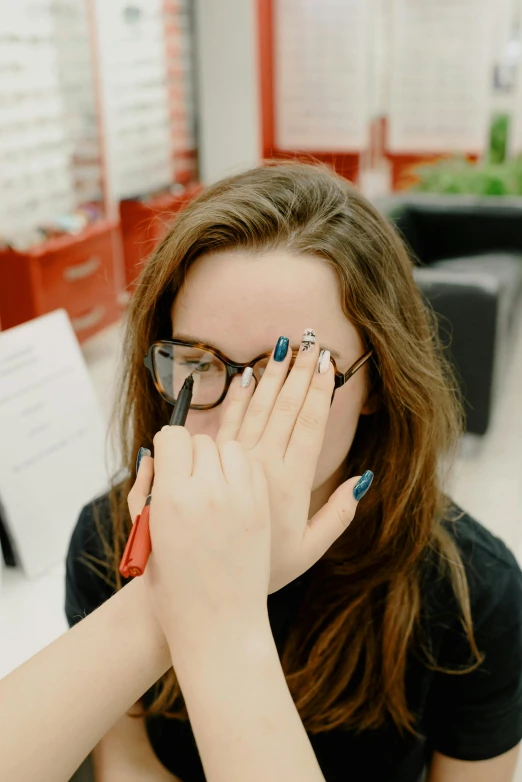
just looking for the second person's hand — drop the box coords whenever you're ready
[141,429,272,651]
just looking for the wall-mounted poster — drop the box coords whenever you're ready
[274,0,373,151]
[388,0,495,154]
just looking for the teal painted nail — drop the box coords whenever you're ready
[136,447,151,475]
[274,336,289,362]
[353,470,374,501]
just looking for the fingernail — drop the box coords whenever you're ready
[300,328,316,352]
[241,366,254,387]
[317,349,331,374]
[136,447,151,475]
[353,470,374,501]
[274,336,289,362]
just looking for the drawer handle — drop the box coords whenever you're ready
[63,256,101,282]
[71,306,106,332]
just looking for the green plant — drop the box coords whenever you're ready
[413,155,522,196]
[489,113,510,165]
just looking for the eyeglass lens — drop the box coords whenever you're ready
[153,344,283,406]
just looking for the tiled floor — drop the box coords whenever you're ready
[82,312,522,777]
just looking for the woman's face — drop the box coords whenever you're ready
[171,250,374,509]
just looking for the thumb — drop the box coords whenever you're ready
[127,448,154,520]
[303,471,374,565]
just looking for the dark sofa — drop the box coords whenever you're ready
[375,194,522,435]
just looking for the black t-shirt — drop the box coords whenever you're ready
[65,495,522,782]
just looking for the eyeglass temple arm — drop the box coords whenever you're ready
[337,349,374,388]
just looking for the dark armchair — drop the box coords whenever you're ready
[376,194,522,435]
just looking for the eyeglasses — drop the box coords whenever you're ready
[144,339,374,410]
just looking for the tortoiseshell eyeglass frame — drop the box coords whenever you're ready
[144,339,374,410]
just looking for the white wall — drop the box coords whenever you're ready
[193,0,261,184]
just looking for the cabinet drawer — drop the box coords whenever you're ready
[67,299,121,341]
[0,221,122,340]
[38,230,115,313]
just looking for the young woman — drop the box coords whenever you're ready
[66,162,522,782]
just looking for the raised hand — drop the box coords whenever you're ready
[130,429,271,643]
[216,329,373,593]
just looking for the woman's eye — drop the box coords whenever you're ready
[178,360,220,374]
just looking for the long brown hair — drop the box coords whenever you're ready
[96,161,480,734]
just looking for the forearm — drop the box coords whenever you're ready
[428,747,520,781]
[0,578,171,782]
[168,614,326,782]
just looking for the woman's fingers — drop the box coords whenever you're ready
[215,373,256,446]
[249,455,270,519]
[302,473,374,568]
[192,433,225,486]
[257,329,323,456]
[282,351,335,481]
[235,336,293,450]
[127,452,154,519]
[153,425,194,484]
[219,439,252,488]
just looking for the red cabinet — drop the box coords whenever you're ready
[0,220,122,342]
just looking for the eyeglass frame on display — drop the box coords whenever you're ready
[144,339,374,410]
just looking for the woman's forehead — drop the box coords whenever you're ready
[170,250,362,363]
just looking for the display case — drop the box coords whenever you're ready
[93,0,199,285]
[0,0,123,339]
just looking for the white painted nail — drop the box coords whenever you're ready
[300,328,316,352]
[241,367,254,388]
[317,349,331,374]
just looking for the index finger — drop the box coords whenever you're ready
[152,426,194,485]
[215,370,257,447]
[127,453,154,519]
[283,350,335,480]
[258,334,325,457]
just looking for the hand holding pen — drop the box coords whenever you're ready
[119,373,196,578]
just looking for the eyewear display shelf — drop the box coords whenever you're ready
[0,0,121,339]
[95,0,199,287]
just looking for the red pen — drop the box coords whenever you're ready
[119,374,195,578]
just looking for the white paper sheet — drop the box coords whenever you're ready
[0,310,108,577]
[274,0,372,151]
[387,0,495,154]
